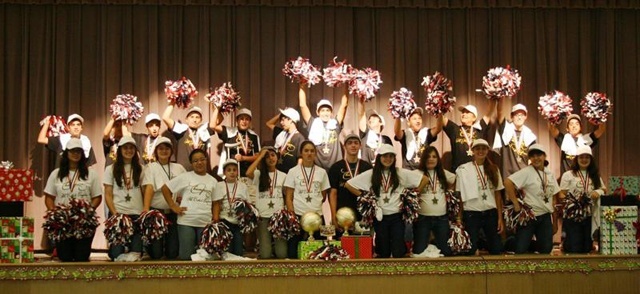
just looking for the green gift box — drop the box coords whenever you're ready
[608,176,640,196]
[297,240,341,259]
[600,206,638,255]
[0,217,35,263]
[0,217,35,239]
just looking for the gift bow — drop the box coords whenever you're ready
[613,178,627,202]
[1,161,14,170]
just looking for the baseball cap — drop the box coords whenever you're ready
[457,105,478,117]
[145,113,161,124]
[528,143,547,155]
[567,114,581,123]
[377,144,396,155]
[65,138,83,150]
[223,159,239,169]
[155,136,173,148]
[279,107,301,123]
[511,104,528,115]
[343,133,361,144]
[67,114,84,124]
[576,145,592,156]
[186,106,203,117]
[117,136,137,147]
[471,139,490,149]
[316,99,333,112]
[236,108,252,119]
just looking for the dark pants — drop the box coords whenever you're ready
[413,214,452,256]
[222,220,244,256]
[463,209,503,255]
[374,213,406,258]
[563,217,592,253]
[108,215,143,261]
[515,213,553,254]
[57,235,94,262]
[287,215,325,259]
[147,211,179,260]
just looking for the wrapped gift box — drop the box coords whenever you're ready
[600,206,638,255]
[608,176,640,196]
[0,169,34,202]
[340,235,373,259]
[0,217,35,263]
[297,240,341,259]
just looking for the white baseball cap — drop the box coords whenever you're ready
[471,139,490,149]
[65,138,83,150]
[457,105,478,117]
[223,159,239,169]
[155,136,173,148]
[528,143,547,155]
[236,108,252,119]
[67,114,84,124]
[117,136,137,147]
[377,144,396,155]
[511,104,528,115]
[145,113,161,124]
[279,107,300,123]
[343,133,361,144]
[576,145,592,156]
[316,99,333,112]
[186,106,203,117]
[367,109,386,127]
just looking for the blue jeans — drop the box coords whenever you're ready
[177,224,204,260]
[222,220,244,256]
[413,214,452,256]
[515,213,553,254]
[374,213,406,258]
[147,211,179,260]
[108,214,143,261]
[463,209,503,255]
[563,217,592,253]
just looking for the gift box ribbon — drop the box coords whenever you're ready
[603,209,637,254]
[613,178,627,202]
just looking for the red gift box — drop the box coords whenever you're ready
[0,169,34,202]
[340,235,373,259]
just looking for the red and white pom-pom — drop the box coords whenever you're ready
[308,243,350,261]
[388,88,418,119]
[200,221,233,256]
[421,71,453,93]
[40,115,68,137]
[322,57,354,87]
[482,66,522,99]
[204,82,242,115]
[268,209,301,240]
[424,90,456,117]
[349,68,382,102]
[581,92,613,125]
[400,188,420,224]
[538,90,573,125]
[67,198,100,239]
[42,204,72,242]
[562,192,593,222]
[110,94,144,125]
[103,214,134,246]
[232,199,259,234]
[502,193,536,231]
[445,190,462,222]
[164,77,198,109]
[282,56,322,86]
[357,190,379,228]
[448,223,472,254]
[136,210,171,245]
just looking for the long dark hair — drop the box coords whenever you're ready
[57,150,89,181]
[113,144,142,187]
[418,146,448,191]
[259,148,279,193]
[570,155,602,190]
[480,157,500,189]
[371,153,400,197]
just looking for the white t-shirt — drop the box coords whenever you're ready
[212,180,250,224]
[456,162,505,212]
[284,165,331,216]
[418,170,456,216]
[559,171,606,197]
[253,170,287,218]
[508,166,560,216]
[103,164,144,215]
[347,168,423,215]
[141,162,187,209]
[44,168,102,206]
[165,171,218,227]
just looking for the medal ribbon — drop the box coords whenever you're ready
[237,131,249,154]
[279,130,297,153]
[269,172,277,197]
[473,162,488,190]
[344,159,360,179]
[382,171,392,193]
[188,128,200,149]
[577,170,590,194]
[534,167,547,194]
[301,165,316,193]
[226,181,238,207]
[428,170,438,193]
[67,170,80,193]
[145,136,159,160]
[461,126,474,152]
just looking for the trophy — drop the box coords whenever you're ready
[335,207,356,236]
[300,212,322,241]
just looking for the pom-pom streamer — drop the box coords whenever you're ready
[388,88,418,119]
[103,214,134,246]
[581,92,613,125]
[200,221,233,256]
[165,77,198,109]
[348,68,382,102]
[137,210,171,245]
[322,57,354,87]
[232,199,259,234]
[268,209,301,240]
[110,94,144,125]
[481,66,522,99]
[282,57,322,86]
[204,82,242,114]
[400,188,420,224]
[538,90,573,125]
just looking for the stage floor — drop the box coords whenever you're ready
[1,253,639,294]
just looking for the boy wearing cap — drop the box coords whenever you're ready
[358,99,392,165]
[38,113,97,167]
[266,107,306,173]
[162,102,214,170]
[394,108,442,170]
[129,113,164,165]
[493,102,537,178]
[504,144,561,254]
[298,82,349,170]
[210,106,261,177]
[438,101,495,171]
[548,114,606,174]
[328,134,373,235]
